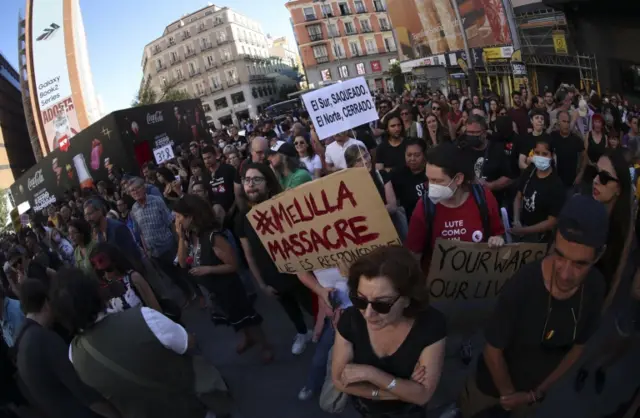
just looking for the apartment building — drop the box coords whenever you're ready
[286,0,398,91]
[141,4,298,128]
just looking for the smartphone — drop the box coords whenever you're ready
[329,291,340,310]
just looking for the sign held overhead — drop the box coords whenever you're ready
[302,77,378,140]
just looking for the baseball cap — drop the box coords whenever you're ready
[270,141,297,158]
[557,195,609,249]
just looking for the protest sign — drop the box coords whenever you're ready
[247,168,400,273]
[427,239,546,329]
[153,143,175,165]
[302,77,378,140]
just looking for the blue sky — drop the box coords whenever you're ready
[0,0,296,113]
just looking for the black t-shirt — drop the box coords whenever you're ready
[235,209,298,292]
[475,261,605,397]
[376,139,407,171]
[517,167,566,228]
[338,306,446,413]
[551,131,585,188]
[205,163,236,212]
[16,320,102,418]
[388,166,426,218]
[517,132,552,162]
[464,141,513,205]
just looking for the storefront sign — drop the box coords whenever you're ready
[247,168,400,273]
[553,31,568,55]
[511,61,528,77]
[400,54,446,73]
[483,46,514,61]
[370,60,382,72]
[301,76,378,140]
[388,0,512,61]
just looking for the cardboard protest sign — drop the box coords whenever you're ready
[427,239,546,329]
[246,168,400,273]
[302,77,378,140]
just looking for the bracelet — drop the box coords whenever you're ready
[386,378,397,391]
[371,389,380,400]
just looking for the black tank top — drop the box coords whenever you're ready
[587,131,607,164]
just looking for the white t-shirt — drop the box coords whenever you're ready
[301,155,322,178]
[314,268,352,309]
[324,138,366,170]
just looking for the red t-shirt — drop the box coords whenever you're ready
[405,186,505,265]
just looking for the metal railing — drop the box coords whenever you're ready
[315,56,329,64]
[227,79,240,87]
[305,15,317,21]
[309,33,324,42]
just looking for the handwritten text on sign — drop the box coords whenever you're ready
[247,168,400,273]
[301,77,378,140]
[427,240,546,302]
[153,144,175,165]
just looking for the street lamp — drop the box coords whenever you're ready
[320,0,343,79]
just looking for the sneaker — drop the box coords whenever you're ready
[291,332,311,355]
[298,386,313,401]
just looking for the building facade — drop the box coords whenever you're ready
[141,5,299,128]
[286,0,399,91]
[0,53,37,191]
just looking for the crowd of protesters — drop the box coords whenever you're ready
[0,81,638,418]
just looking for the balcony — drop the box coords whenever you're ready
[153,47,161,55]
[309,33,324,42]
[380,26,392,31]
[227,79,240,87]
[201,43,214,51]
[328,31,340,38]
[340,9,351,15]
[361,27,373,33]
[156,63,167,71]
[249,74,269,82]
[217,38,232,45]
[221,57,232,64]
[350,51,364,57]
[183,33,191,40]
[213,19,224,27]
[185,49,196,58]
[169,57,182,65]
[210,85,224,93]
[189,69,201,77]
[197,25,207,33]
[169,39,176,46]
[197,90,208,97]
[355,8,367,14]
[374,5,386,12]
[345,30,357,36]
[205,63,218,71]
[385,46,397,53]
[304,15,317,21]
[315,55,329,64]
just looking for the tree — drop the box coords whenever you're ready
[132,77,192,107]
[0,189,10,228]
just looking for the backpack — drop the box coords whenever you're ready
[421,183,491,257]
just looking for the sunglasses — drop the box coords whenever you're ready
[596,170,619,185]
[350,294,401,314]
[432,107,441,111]
[294,141,306,146]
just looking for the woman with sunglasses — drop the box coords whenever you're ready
[89,243,161,314]
[511,137,566,243]
[399,105,424,140]
[294,135,322,179]
[331,246,446,418]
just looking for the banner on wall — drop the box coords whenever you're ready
[388,0,512,61]
[246,168,400,273]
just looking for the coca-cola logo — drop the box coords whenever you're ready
[147,111,164,124]
[27,169,45,191]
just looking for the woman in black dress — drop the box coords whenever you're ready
[331,246,446,417]
[174,195,273,363]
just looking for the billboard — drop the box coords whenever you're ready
[387,0,512,61]
[30,0,81,153]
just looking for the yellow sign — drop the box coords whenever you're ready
[483,46,513,61]
[553,31,568,55]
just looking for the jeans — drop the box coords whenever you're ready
[305,319,336,392]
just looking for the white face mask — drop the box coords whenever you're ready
[428,177,457,204]
[532,155,552,171]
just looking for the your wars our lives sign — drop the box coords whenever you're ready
[302,77,378,140]
[247,168,400,273]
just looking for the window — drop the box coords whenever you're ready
[321,4,332,17]
[218,31,226,43]
[344,22,355,35]
[333,42,345,58]
[303,7,316,20]
[211,74,222,88]
[156,59,164,70]
[307,24,323,42]
[354,0,366,13]
[203,103,212,112]
[361,19,372,32]
[199,22,206,32]
[320,69,331,81]
[338,2,350,15]
[185,44,195,56]
[206,55,215,67]
[183,29,191,39]
[374,0,385,12]
[231,92,245,104]
[365,39,376,54]
[349,41,360,56]
[175,68,184,79]
[200,38,211,49]
[312,45,328,58]
[214,16,224,26]
[214,97,229,110]
[327,23,339,37]
[161,76,168,86]
[194,82,205,95]
[222,48,231,61]
[338,65,349,78]
[225,68,238,82]
[169,36,175,45]
[170,51,179,63]
[379,17,390,30]
[384,37,396,52]
[356,62,366,75]
[188,61,198,75]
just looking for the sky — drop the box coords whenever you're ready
[0,0,296,113]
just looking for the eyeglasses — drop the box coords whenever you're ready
[499,111,507,116]
[242,176,266,186]
[596,170,619,185]
[350,294,401,314]
[400,112,410,116]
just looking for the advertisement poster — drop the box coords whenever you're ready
[31,0,81,153]
[247,168,400,274]
[387,0,512,61]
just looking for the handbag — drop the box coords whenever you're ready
[78,336,233,415]
[319,347,348,413]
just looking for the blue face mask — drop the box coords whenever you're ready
[532,155,551,171]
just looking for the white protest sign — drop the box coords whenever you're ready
[153,144,175,164]
[302,77,378,140]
